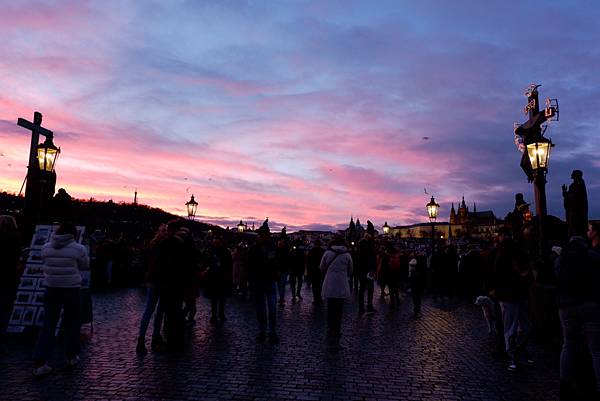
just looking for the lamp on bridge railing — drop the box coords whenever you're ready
[185,194,198,220]
[382,221,390,235]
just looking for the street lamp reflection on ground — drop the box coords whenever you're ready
[426,196,440,252]
[185,194,198,220]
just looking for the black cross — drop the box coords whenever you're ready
[17,111,54,172]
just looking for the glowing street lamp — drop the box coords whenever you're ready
[426,196,440,222]
[426,196,440,252]
[526,139,552,171]
[382,221,390,235]
[185,194,198,220]
[237,220,245,233]
[37,135,60,172]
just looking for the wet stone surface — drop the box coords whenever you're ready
[1,287,559,401]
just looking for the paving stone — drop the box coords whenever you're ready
[0,287,559,400]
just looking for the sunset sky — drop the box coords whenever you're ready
[1,1,599,231]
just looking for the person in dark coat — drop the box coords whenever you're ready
[0,216,21,342]
[408,257,426,317]
[555,235,600,400]
[492,227,532,371]
[247,220,280,344]
[357,222,377,315]
[275,237,290,305]
[204,235,233,324]
[137,224,168,354]
[306,239,325,306]
[152,220,193,352]
[289,241,305,302]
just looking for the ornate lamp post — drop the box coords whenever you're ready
[515,84,558,256]
[426,196,440,252]
[185,194,198,220]
[382,221,390,235]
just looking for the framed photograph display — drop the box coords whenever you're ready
[31,225,52,249]
[9,307,24,325]
[24,264,44,275]
[14,292,33,305]
[27,249,43,264]
[18,277,37,290]
[22,307,37,326]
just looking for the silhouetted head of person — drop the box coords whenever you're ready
[56,222,77,237]
[0,215,18,236]
[167,219,185,235]
[588,222,600,245]
[496,227,512,245]
[328,236,346,248]
[571,169,583,181]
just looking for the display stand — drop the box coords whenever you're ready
[7,224,89,334]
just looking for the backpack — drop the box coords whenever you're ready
[558,238,599,302]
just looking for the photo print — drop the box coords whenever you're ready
[14,291,33,305]
[9,307,24,325]
[22,307,37,326]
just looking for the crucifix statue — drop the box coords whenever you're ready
[514,84,557,182]
[17,111,58,223]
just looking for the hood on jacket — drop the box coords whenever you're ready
[329,245,348,254]
[50,233,75,249]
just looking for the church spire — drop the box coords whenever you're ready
[473,202,477,213]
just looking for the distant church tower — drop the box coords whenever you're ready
[450,203,457,225]
[458,196,469,225]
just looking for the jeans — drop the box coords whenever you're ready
[210,297,226,319]
[289,274,303,298]
[138,286,164,338]
[311,276,323,304]
[358,277,374,312]
[327,298,344,336]
[277,273,288,301]
[33,287,81,363]
[411,289,423,314]
[254,283,277,334]
[559,302,600,391]
[499,300,531,363]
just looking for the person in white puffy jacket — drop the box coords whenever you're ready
[320,237,353,344]
[33,222,89,377]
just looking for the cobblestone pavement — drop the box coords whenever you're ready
[1,286,559,401]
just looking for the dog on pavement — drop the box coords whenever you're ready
[474,296,497,335]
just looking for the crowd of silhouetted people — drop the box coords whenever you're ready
[1,213,600,401]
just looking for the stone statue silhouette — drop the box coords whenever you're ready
[562,169,588,238]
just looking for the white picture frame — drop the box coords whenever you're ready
[31,225,52,249]
[14,291,33,305]
[18,277,37,290]
[21,307,37,326]
[9,307,24,325]
[32,291,45,306]
[35,308,45,326]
